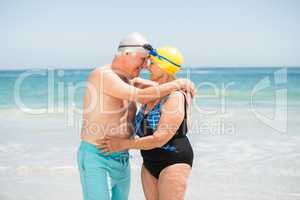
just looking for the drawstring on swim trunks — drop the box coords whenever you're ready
[111,153,131,166]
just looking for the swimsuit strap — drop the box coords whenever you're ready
[174,90,188,136]
[180,91,188,121]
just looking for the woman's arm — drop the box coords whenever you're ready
[96,91,186,153]
[128,91,186,150]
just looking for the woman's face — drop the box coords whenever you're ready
[146,58,165,82]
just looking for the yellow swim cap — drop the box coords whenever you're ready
[151,46,184,74]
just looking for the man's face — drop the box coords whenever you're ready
[126,52,149,78]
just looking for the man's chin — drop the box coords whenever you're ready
[133,71,141,77]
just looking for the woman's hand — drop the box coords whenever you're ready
[96,136,130,155]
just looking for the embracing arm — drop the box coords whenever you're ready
[93,68,195,104]
[126,91,185,150]
[130,77,159,89]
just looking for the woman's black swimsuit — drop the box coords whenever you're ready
[134,91,194,179]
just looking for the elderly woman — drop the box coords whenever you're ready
[97,46,194,200]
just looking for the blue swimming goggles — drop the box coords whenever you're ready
[118,44,182,68]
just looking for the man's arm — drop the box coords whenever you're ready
[95,68,195,104]
[130,77,158,89]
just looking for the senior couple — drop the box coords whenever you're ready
[77,32,196,200]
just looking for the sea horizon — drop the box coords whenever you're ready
[1,65,300,71]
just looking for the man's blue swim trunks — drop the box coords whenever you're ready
[77,140,130,200]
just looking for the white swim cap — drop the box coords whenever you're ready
[118,32,149,54]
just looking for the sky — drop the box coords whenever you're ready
[0,0,299,69]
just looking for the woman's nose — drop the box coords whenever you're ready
[143,59,151,69]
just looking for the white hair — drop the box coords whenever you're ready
[117,32,149,56]
[115,51,137,58]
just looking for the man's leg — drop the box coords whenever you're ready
[111,158,131,200]
[111,174,130,200]
[77,145,111,200]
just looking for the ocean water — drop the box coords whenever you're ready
[0,67,300,200]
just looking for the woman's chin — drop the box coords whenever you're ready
[150,75,157,81]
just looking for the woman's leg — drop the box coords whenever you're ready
[141,165,159,200]
[158,163,191,200]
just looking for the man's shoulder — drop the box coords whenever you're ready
[92,65,113,73]
[89,65,114,79]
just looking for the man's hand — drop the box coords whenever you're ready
[131,77,159,89]
[176,79,196,97]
